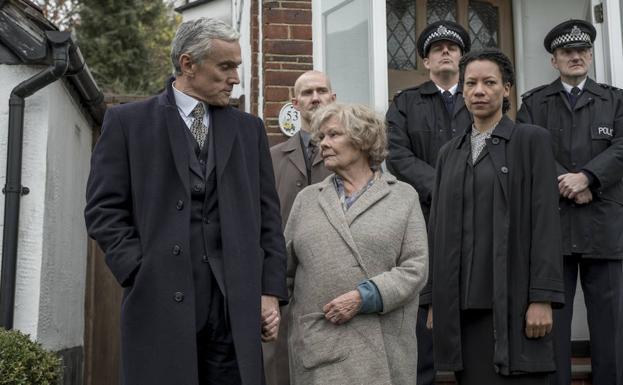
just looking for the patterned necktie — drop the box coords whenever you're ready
[568,87,581,108]
[190,103,207,149]
[442,90,454,115]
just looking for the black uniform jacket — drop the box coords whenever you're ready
[517,78,623,258]
[423,116,565,375]
[84,79,287,385]
[386,80,472,218]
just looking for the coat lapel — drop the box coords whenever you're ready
[316,179,371,276]
[344,175,391,226]
[162,82,191,193]
[283,133,307,177]
[211,106,239,181]
[487,116,514,204]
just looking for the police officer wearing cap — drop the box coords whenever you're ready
[386,20,472,385]
[517,19,623,385]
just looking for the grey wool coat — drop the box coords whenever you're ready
[285,173,429,385]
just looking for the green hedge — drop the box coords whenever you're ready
[0,328,62,385]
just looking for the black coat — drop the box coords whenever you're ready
[84,80,287,385]
[517,78,623,258]
[386,80,472,218]
[423,116,565,375]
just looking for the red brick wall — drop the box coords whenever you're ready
[251,0,313,146]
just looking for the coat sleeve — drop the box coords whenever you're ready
[370,191,429,314]
[386,93,436,205]
[257,118,289,303]
[528,127,565,307]
[582,91,623,189]
[85,108,142,287]
[418,145,446,306]
[284,192,303,298]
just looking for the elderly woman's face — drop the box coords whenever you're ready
[462,59,510,122]
[318,117,366,173]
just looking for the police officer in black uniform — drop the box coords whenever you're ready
[386,20,472,385]
[517,19,623,385]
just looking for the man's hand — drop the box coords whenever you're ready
[426,305,433,330]
[558,173,589,199]
[525,302,552,339]
[323,290,362,325]
[261,295,280,342]
[574,188,593,205]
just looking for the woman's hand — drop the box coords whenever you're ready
[261,295,280,342]
[323,290,362,325]
[426,305,433,330]
[525,302,552,339]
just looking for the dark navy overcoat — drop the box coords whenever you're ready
[85,80,287,385]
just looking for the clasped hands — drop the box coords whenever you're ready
[426,302,553,339]
[558,172,592,204]
[261,295,280,342]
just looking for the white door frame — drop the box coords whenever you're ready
[312,0,389,113]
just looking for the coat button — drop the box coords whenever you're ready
[203,217,210,224]
[491,137,500,144]
[199,159,205,165]
[500,166,509,174]
[202,254,209,263]
[296,181,303,187]
[193,183,204,192]
[172,245,181,255]
[173,292,184,302]
[176,200,184,210]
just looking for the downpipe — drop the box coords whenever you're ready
[0,31,72,329]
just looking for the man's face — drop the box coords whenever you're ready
[551,47,592,81]
[292,73,336,123]
[423,40,462,77]
[185,39,241,106]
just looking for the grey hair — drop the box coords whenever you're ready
[310,103,388,168]
[170,17,240,75]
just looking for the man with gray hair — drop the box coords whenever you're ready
[85,17,287,385]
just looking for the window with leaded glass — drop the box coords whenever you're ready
[427,0,457,23]
[387,0,418,70]
[468,1,499,49]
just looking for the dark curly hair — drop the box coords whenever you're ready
[459,48,515,114]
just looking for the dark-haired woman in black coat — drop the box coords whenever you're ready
[423,49,565,384]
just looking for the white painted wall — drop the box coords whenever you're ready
[513,0,593,96]
[37,81,91,351]
[0,64,91,351]
[181,0,231,24]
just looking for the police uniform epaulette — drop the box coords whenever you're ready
[597,83,622,92]
[521,84,549,99]
[393,85,421,98]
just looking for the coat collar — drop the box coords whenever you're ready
[456,115,514,149]
[161,77,239,189]
[315,172,398,277]
[543,77,606,98]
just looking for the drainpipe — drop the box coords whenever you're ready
[0,31,73,329]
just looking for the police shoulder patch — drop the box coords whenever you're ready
[521,84,548,99]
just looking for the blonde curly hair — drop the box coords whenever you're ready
[309,103,388,168]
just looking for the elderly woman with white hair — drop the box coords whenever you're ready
[285,103,429,385]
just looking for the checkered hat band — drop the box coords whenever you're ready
[423,30,464,53]
[550,32,591,50]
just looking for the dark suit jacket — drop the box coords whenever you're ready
[270,131,331,225]
[85,79,287,385]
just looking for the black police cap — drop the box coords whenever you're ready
[543,19,596,54]
[417,20,471,58]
